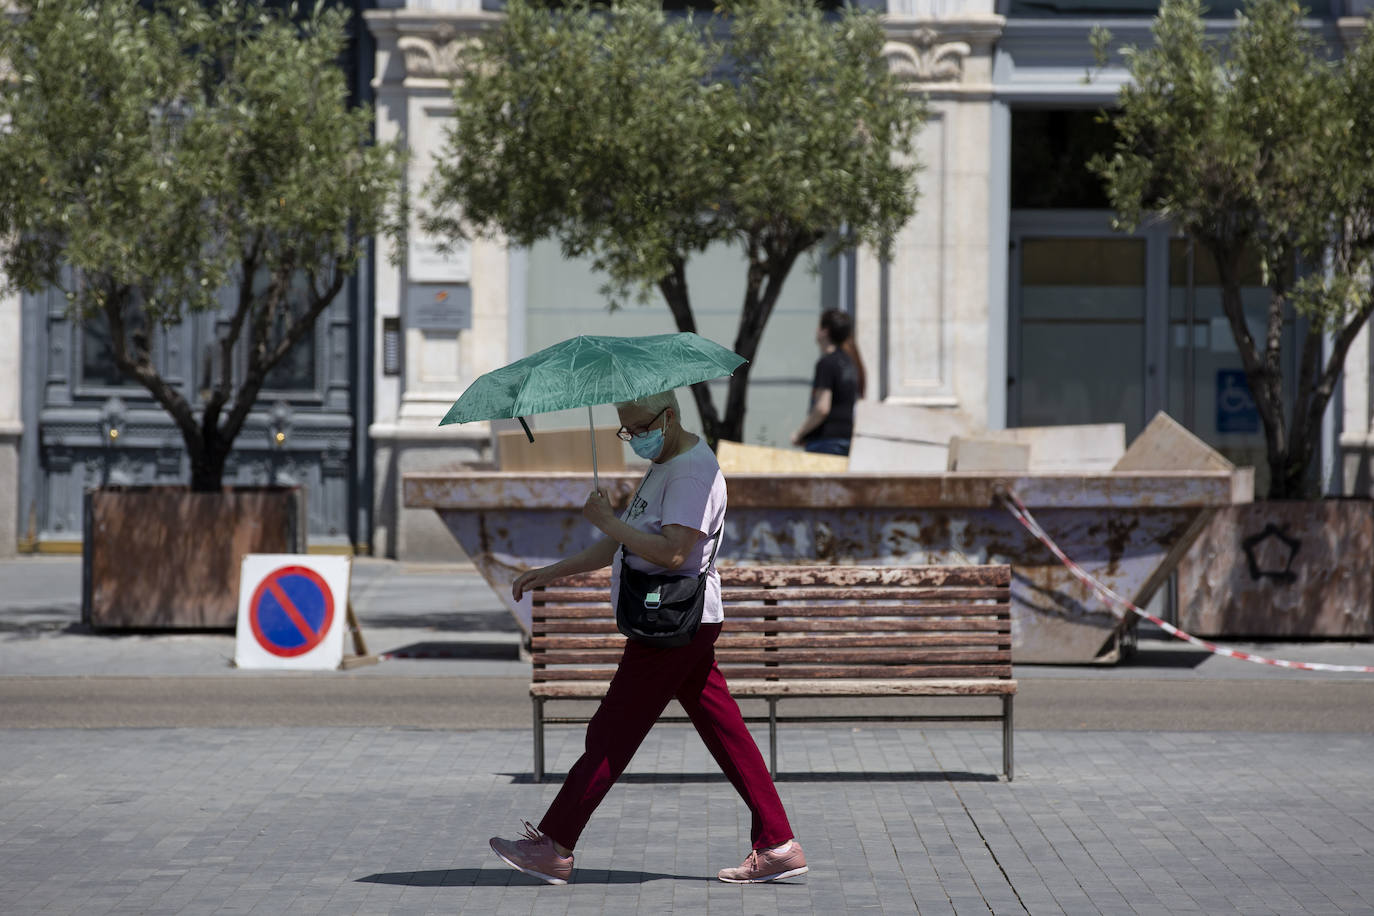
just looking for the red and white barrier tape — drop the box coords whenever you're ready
[999,489,1374,674]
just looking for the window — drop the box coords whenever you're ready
[1011,110,1116,211]
[81,309,147,389]
[1004,0,1251,17]
[262,308,318,392]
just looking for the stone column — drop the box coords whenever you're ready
[856,3,1004,433]
[364,6,512,560]
[0,284,19,557]
[1340,321,1373,496]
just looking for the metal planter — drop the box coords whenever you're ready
[83,485,306,630]
[1176,500,1374,638]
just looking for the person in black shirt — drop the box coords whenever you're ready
[791,309,866,456]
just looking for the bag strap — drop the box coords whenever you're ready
[703,524,723,572]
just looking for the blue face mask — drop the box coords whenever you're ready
[630,428,666,460]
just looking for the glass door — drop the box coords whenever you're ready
[1010,233,1152,440]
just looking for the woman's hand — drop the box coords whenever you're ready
[582,489,616,529]
[790,430,804,446]
[512,565,559,602]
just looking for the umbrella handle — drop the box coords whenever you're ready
[587,405,600,492]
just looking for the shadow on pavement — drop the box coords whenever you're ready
[383,640,522,660]
[506,770,997,784]
[1121,647,1209,669]
[357,612,519,632]
[358,867,699,886]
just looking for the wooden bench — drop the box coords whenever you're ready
[530,564,1016,781]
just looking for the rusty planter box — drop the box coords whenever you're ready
[1176,500,1374,638]
[83,485,306,630]
[405,470,1252,663]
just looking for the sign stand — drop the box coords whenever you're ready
[340,602,379,669]
[234,555,380,672]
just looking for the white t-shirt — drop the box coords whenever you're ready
[610,437,728,624]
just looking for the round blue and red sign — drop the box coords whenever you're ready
[248,565,336,658]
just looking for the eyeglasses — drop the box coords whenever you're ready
[616,408,667,441]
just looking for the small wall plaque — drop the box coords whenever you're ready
[409,235,472,284]
[406,284,472,333]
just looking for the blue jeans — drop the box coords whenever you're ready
[803,437,850,456]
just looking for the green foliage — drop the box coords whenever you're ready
[1091,0,1374,497]
[432,0,920,293]
[0,0,405,488]
[426,0,922,440]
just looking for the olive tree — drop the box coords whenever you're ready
[426,0,923,444]
[1091,0,1374,498]
[0,0,404,489]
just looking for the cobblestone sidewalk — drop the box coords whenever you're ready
[2,726,1372,915]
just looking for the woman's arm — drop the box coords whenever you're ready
[598,518,703,570]
[581,490,705,570]
[511,535,619,601]
[791,387,832,445]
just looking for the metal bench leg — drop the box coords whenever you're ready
[533,697,545,783]
[1003,695,1014,782]
[768,698,778,780]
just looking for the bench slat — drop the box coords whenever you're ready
[534,633,1010,650]
[533,664,1013,681]
[535,647,1008,665]
[534,677,1017,698]
[554,565,1011,588]
[535,586,1009,604]
[535,603,1008,620]
[533,618,1010,634]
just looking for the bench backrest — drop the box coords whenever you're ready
[531,565,1012,683]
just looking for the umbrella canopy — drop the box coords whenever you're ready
[440,332,746,427]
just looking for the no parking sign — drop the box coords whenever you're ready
[235,555,352,670]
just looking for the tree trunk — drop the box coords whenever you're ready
[655,237,813,446]
[1211,246,1298,497]
[189,437,230,492]
[658,260,726,444]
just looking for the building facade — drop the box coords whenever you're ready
[3,0,1370,556]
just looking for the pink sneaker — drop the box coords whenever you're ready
[717,839,809,883]
[489,821,574,885]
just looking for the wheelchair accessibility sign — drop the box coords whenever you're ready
[235,555,351,670]
[1216,369,1259,434]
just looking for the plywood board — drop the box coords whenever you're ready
[1114,412,1235,473]
[716,440,848,473]
[947,437,1031,471]
[497,427,626,472]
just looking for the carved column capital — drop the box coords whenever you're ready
[397,27,473,80]
[884,28,972,84]
[882,16,1005,91]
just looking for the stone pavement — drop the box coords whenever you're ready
[2,726,1373,914]
[4,555,1374,914]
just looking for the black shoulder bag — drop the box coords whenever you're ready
[615,469,724,648]
[616,529,722,648]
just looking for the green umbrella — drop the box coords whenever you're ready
[440,332,747,487]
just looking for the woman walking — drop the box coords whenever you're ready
[791,308,866,456]
[489,390,807,885]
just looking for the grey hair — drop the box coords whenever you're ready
[615,389,680,417]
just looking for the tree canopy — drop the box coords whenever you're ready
[0,0,404,489]
[426,0,924,443]
[1091,0,1374,498]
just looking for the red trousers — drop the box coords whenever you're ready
[538,622,794,852]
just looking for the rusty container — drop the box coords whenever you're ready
[404,469,1253,663]
[82,485,306,630]
[1176,500,1374,638]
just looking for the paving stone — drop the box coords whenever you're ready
[2,727,1373,914]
